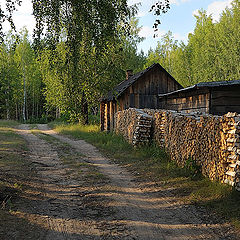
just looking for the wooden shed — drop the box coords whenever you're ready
[158,80,240,115]
[100,63,183,131]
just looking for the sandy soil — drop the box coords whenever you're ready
[10,124,238,240]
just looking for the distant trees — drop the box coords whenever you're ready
[0,0,164,123]
[0,28,43,120]
[145,0,240,87]
[0,19,146,122]
[1,0,240,122]
[14,29,43,121]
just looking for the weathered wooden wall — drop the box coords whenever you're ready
[211,86,240,115]
[160,89,210,114]
[101,66,182,131]
[159,85,240,115]
[119,67,181,111]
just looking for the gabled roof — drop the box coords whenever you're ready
[102,63,183,102]
[158,79,240,98]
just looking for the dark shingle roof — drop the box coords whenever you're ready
[159,80,240,98]
[102,63,183,101]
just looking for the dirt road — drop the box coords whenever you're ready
[12,124,237,240]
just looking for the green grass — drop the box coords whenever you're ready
[51,122,240,230]
[0,121,30,213]
[0,120,19,128]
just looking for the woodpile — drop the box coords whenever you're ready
[221,112,240,189]
[114,108,152,146]
[114,108,240,190]
[114,108,138,143]
[132,111,152,146]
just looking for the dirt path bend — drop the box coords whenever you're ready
[31,124,236,240]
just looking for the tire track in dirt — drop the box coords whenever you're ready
[37,124,238,240]
[16,124,103,240]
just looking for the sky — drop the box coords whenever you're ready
[2,0,234,54]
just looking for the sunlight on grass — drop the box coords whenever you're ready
[55,123,99,133]
[31,129,41,134]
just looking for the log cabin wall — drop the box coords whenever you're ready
[117,67,182,112]
[160,89,211,114]
[159,84,240,115]
[100,102,105,131]
[210,86,240,115]
[101,63,183,131]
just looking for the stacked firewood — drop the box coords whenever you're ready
[132,111,152,146]
[114,108,138,143]
[221,112,240,188]
[114,108,152,145]
[114,108,240,190]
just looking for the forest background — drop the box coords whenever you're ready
[0,0,239,123]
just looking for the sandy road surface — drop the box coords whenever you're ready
[13,124,237,240]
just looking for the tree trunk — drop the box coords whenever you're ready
[23,66,26,122]
[81,91,88,125]
[5,96,10,120]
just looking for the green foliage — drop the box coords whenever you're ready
[88,114,100,125]
[0,19,146,123]
[39,16,146,123]
[0,0,22,42]
[145,0,240,87]
[32,0,134,123]
[0,29,44,121]
[184,157,201,179]
[0,120,18,127]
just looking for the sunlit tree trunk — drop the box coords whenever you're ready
[22,65,26,122]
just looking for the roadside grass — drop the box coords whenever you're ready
[0,120,28,203]
[0,120,19,128]
[51,122,240,230]
[0,120,43,238]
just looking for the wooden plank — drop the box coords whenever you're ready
[165,100,208,108]
[130,93,135,108]
[112,102,116,130]
[212,88,240,98]
[129,85,133,94]
[139,94,143,109]
[162,72,168,93]
[211,105,240,115]
[100,102,105,131]
[163,101,209,112]
[167,89,209,100]
[211,97,240,106]
[135,94,139,108]
[153,95,158,109]
[109,101,114,131]
[106,102,110,131]
[104,103,108,131]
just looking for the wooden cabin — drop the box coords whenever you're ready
[158,80,240,115]
[100,63,183,131]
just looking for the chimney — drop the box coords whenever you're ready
[126,69,133,79]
